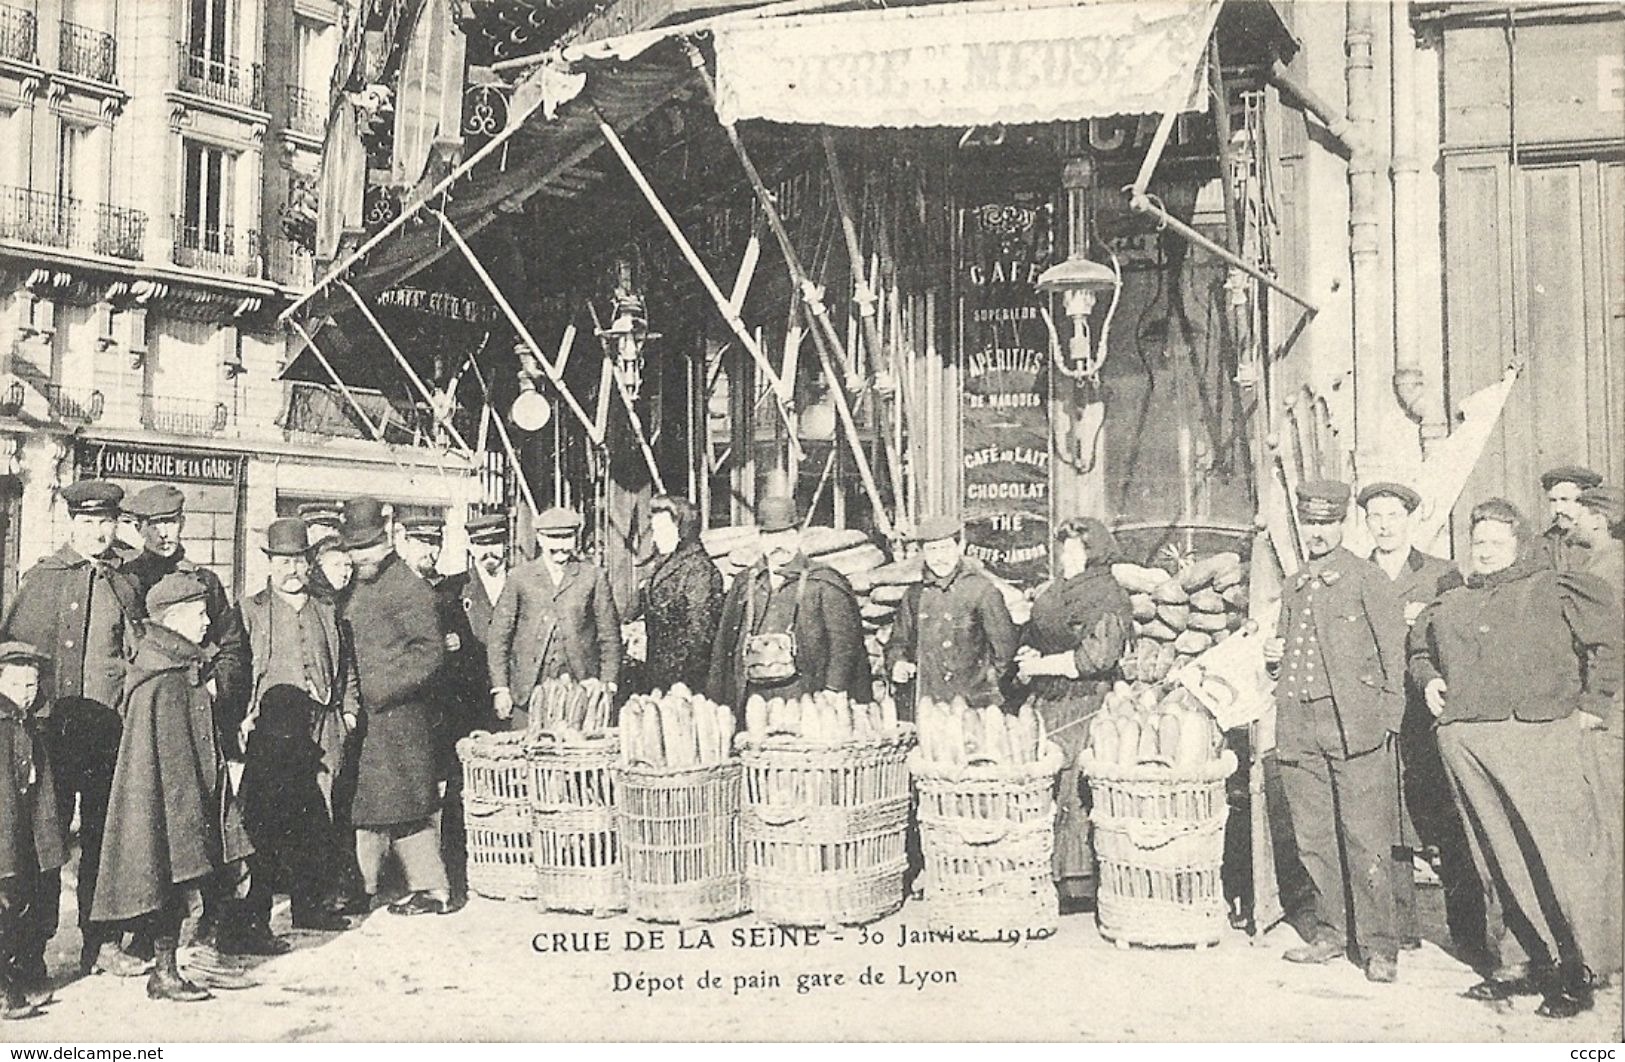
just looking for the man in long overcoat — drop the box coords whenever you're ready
[1265,481,1408,983]
[339,498,452,916]
[707,495,872,709]
[0,480,146,978]
[0,643,65,1017]
[487,507,621,732]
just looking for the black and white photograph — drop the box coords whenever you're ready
[0,0,1620,1044]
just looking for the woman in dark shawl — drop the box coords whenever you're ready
[637,495,725,694]
[1015,517,1133,910]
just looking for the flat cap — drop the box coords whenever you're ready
[1295,479,1351,523]
[340,496,390,550]
[1577,485,1624,525]
[912,514,964,542]
[0,641,49,668]
[146,571,209,615]
[262,517,310,556]
[533,506,582,537]
[124,483,186,521]
[1356,481,1421,513]
[1541,465,1603,492]
[399,515,445,542]
[297,501,342,527]
[466,513,510,544]
[61,480,123,516]
[754,495,798,533]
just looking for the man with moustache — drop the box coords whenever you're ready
[1539,465,1603,574]
[1264,481,1408,982]
[445,515,509,732]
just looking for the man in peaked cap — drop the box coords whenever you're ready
[296,502,343,547]
[122,484,250,956]
[0,641,64,1016]
[1264,479,1409,982]
[707,495,870,710]
[885,514,1016,715]
[0,480,148,980]
[395,515,446,586]
[1357,481,1483,961]
[487,507,621,733]
[1540,465,1604,573]
[1571,485,1624,596]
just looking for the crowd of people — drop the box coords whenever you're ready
[0,465,1617,1023]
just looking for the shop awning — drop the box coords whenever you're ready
[710,0,1222,128]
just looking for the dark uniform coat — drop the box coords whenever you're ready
[0,546,142,713]
[708,554,872,708]
[639,540,725,694]
[91,625,230,923]
[487,557,622,704]
[435,568,504,735]
[0,693,65,880]
[885,557,1017,709]
[126,549,250,757]
[346,553,445,828]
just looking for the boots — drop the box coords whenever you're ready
[0,968,39,1021]
[90,939,154,978]
[1535,964,1596,1019]
[1283,933,1346,964]
[146,937,211,1003]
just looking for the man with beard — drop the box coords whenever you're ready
[1539,466,1603,574]
[0,480,145,979]
[447,514,508,732]
[886,515,1016,714]
[340,498,452,915]
[1264,481,1408,983]
[235,518,357,945]
[708,495,871,709]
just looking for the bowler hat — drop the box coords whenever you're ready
[1356,481,1421,514]
[61,480,122,516]
[125,484,186,521]
[1540,465,1603,492]
[262,517,311,556]
[913,515,964,543]
[1296,480,1351,523]
[340,496,390,550]
[400,515,445,543]
[1577,485,1624,526]
[146,571,209,616]
[467,513,509,545]
[533,507,582,538]
[0,641,49,669]
[754,495,799,533]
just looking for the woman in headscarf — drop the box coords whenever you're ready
[1014,517,1133,910]
[637,495,725,695]
[309,538,354,605]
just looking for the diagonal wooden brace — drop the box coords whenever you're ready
[339,280,475,458]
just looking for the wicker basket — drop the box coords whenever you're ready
[529,731,627,915]
[456,730,536,901]
[909,742,1065,941]
[1081,749,1238,948]
[737,726,915,927]
[614,760,747,923]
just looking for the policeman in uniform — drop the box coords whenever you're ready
[1265,480,1409,982]
[885,515,1017,715]
[0,480,145,977]
[442,514,509,733]
[1539,465,1602,573]
[297,502,344,547]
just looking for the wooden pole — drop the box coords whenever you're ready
[339,281,476,457]
[287,317,426,488]
[592,111,803,459]
[466,352,542,521]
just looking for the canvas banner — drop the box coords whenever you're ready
[712,0,1220,129]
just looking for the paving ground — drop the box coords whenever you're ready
[11,875,1623,1043]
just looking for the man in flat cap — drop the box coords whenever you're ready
[0,642,64,1017]
[1264,480,1408,982]
[885,515,1016,715]
[1540,466,1603,574]
[0,480,146,979]
[487,507,621,733]
[708,495,871,709]
[1357,481,1481,957]
[93,572,230,1003]
[338,498,452,916]
[233,518,358,947]
[297,502,343,547]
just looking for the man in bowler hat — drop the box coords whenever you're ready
[1264,480,1408,982]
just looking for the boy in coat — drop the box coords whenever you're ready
[1264,480,1408,982]
[0,643,64,1018]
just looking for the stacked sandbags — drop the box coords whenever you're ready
[1112,551,1249,676]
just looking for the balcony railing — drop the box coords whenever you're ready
[266,237,315,289]
[286,84,327,137]
[141,393,230,436]
[177,42,264,109]
[0,186,147,259]
[58,20,116,83]
[44,384,104,423]
[0,4,36,63]
[172,215,260,277]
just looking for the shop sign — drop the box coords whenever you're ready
[79,442,245,485]
[375,286,500,324]
[959,197,1053,588]
[712,0,1219,129]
